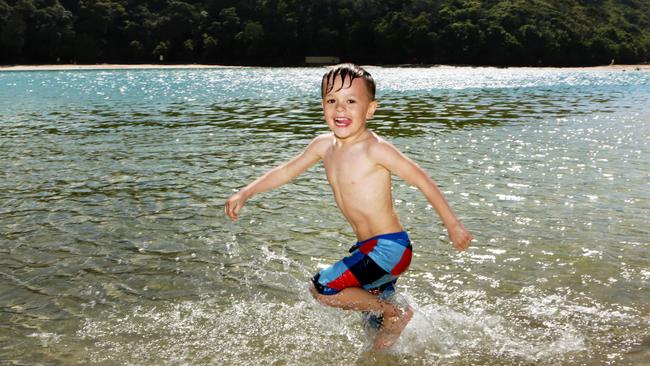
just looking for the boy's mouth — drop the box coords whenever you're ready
[334,117,352,127]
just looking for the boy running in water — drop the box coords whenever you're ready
[225,63,473,350]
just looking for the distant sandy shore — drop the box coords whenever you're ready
[0,64,235,71]
[548,64,650,71]
[0,63,648,71]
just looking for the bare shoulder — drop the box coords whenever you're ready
[367,131,402,160]
[307,133,334,156]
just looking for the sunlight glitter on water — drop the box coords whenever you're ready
[72,282,638,365]
[1,67,649,365]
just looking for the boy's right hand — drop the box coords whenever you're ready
[447,222,473,252]
[224,192,247,220]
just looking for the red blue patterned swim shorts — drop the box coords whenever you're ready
[311,231,412,295]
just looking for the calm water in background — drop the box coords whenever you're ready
[1,67,649,365]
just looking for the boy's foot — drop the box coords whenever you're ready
[372,306,413,351]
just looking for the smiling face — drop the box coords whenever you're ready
[322,75,377,142]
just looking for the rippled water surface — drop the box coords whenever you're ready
[1,67,649,365]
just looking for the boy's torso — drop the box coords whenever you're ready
[315,131,403,241]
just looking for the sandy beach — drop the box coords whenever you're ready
[0,64,235,71]
[0,63,648,71]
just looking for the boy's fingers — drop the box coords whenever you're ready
[229,201,240,220]
[230,206,239,220]
[224,200,237,220]
[453,234,471,251]
[229,206,236,219]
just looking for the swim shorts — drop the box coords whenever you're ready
[311,231,412,296]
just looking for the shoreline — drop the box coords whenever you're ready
[0,63,648,72]
[0,64,235,71]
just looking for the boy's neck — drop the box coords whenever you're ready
[334,127,371,146]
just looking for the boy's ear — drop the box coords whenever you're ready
[366,100,378,119]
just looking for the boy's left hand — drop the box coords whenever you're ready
[224,192,248,220]
[447,222,473,251]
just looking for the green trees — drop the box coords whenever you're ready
[74,0,127,62]
[0,0,26,59]
[0,0,74,62]
[0,0,648,66]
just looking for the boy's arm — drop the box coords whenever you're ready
[370,140,473,251]
[224,135,326,220]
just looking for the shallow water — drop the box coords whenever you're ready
[1,67,649,365]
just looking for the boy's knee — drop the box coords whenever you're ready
[309,284,334,306]
[309,284,321,300]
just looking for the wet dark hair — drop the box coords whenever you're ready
[321,63,376,100]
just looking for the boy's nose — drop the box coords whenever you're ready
[335,103,345,112]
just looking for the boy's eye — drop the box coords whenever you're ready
[347,99,356,104]
[326,99,335,104]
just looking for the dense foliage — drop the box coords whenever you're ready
[1,0,649,66]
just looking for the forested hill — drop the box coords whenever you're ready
[1,0,649,66]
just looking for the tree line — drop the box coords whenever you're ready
[1,0,649,66]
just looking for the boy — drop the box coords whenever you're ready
[225,63,473,350]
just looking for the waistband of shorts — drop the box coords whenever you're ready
[355,231,410,248]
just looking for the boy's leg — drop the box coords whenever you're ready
[309,285,412,350]
[310,285,397,315]
[373,305,413,351]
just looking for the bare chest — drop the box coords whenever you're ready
[322,146,376,188]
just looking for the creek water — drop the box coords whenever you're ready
[1,67,649,365]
